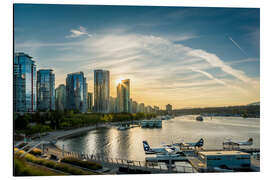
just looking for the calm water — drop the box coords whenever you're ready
[56,115,260,161]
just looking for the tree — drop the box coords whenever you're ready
[15,114,31,130]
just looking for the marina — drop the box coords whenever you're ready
[51,115,260,173]
[14,115,259,173]
[14,114,260,174]
[56,115,259,161]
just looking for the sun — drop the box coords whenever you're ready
[116,78,124,85]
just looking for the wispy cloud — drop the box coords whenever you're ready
[15,27,259,108]
[187,49,252,83]
[66,26,92,38]
[191,69,227,86]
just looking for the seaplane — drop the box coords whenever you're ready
[142,141,182,155]
[174,138,204,149]
[223,138,253,146]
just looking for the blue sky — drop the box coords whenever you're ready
[14,4,260,108]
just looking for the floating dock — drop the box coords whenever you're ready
[145,154,188,162]
[141,120,162,128]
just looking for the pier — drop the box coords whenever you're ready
[15,140,260,174]
[43,144,196,173]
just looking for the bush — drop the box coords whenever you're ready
[29,148,42,156]
[61,157,102,170]
[14,157,62,176]
[17,142,27,149]
[14,148,94,175]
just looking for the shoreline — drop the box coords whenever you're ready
[48,120,144,142]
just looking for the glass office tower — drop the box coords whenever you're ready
[117,79,130,113]
[37,69,55,111]
[94,70,110,113]
[87,92,93,111]
[66,72,87,112]
[55,84,66,111]
[14,52,37,112]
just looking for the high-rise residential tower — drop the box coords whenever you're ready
[14,52,37,112]
[94,70,110,113]
[132,101,138,113]
[138,103,145,113]
[66,72,87,112]
[117,79,130,113]
[55,84,66,111]
[37,69,55,111]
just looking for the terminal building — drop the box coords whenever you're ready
[198,151,251,170]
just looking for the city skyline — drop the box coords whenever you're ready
[14,4,260,109]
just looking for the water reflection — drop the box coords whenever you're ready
[56,115,260,161]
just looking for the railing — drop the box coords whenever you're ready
[45,148,195,173]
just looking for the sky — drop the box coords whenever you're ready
[14,4,260,109]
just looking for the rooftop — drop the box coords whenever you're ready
[14,52,33,59]
[199,151,249,156]
[68,71,84,75]
[38,69,53,72]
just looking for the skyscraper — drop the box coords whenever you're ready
[109,96,117,113]
[117,79,130,113]
[37,69,55,111]
[66,72,87,112]
[55,84,66,111]
[94,70,110,113]
[14,52,37,112]
[138,103,145,113]
[87,92,93,111]
[129,98,133,113]
[132,101,138,113]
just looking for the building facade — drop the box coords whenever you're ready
[109,96,117,113]
[117,79,130,113]
[94,70,110,113]
[87,92,93,111]
[37,69,55,111]
[166,104,173,114]
[14,52,37,112]
[55,84,66,111]
[66,72,87,112]
[132,101,138,113]
[138,103,145,113]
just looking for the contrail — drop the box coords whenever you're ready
[228,36,248,57]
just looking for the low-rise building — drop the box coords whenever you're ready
[198,151,251,170]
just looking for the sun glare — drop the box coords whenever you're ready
[116,78,124,85]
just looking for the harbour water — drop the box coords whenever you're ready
[56,115,260,161]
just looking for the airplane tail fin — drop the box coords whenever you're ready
[196,138,204,147]
[143,141,151,151]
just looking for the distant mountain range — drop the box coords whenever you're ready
[247,102,260,106]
